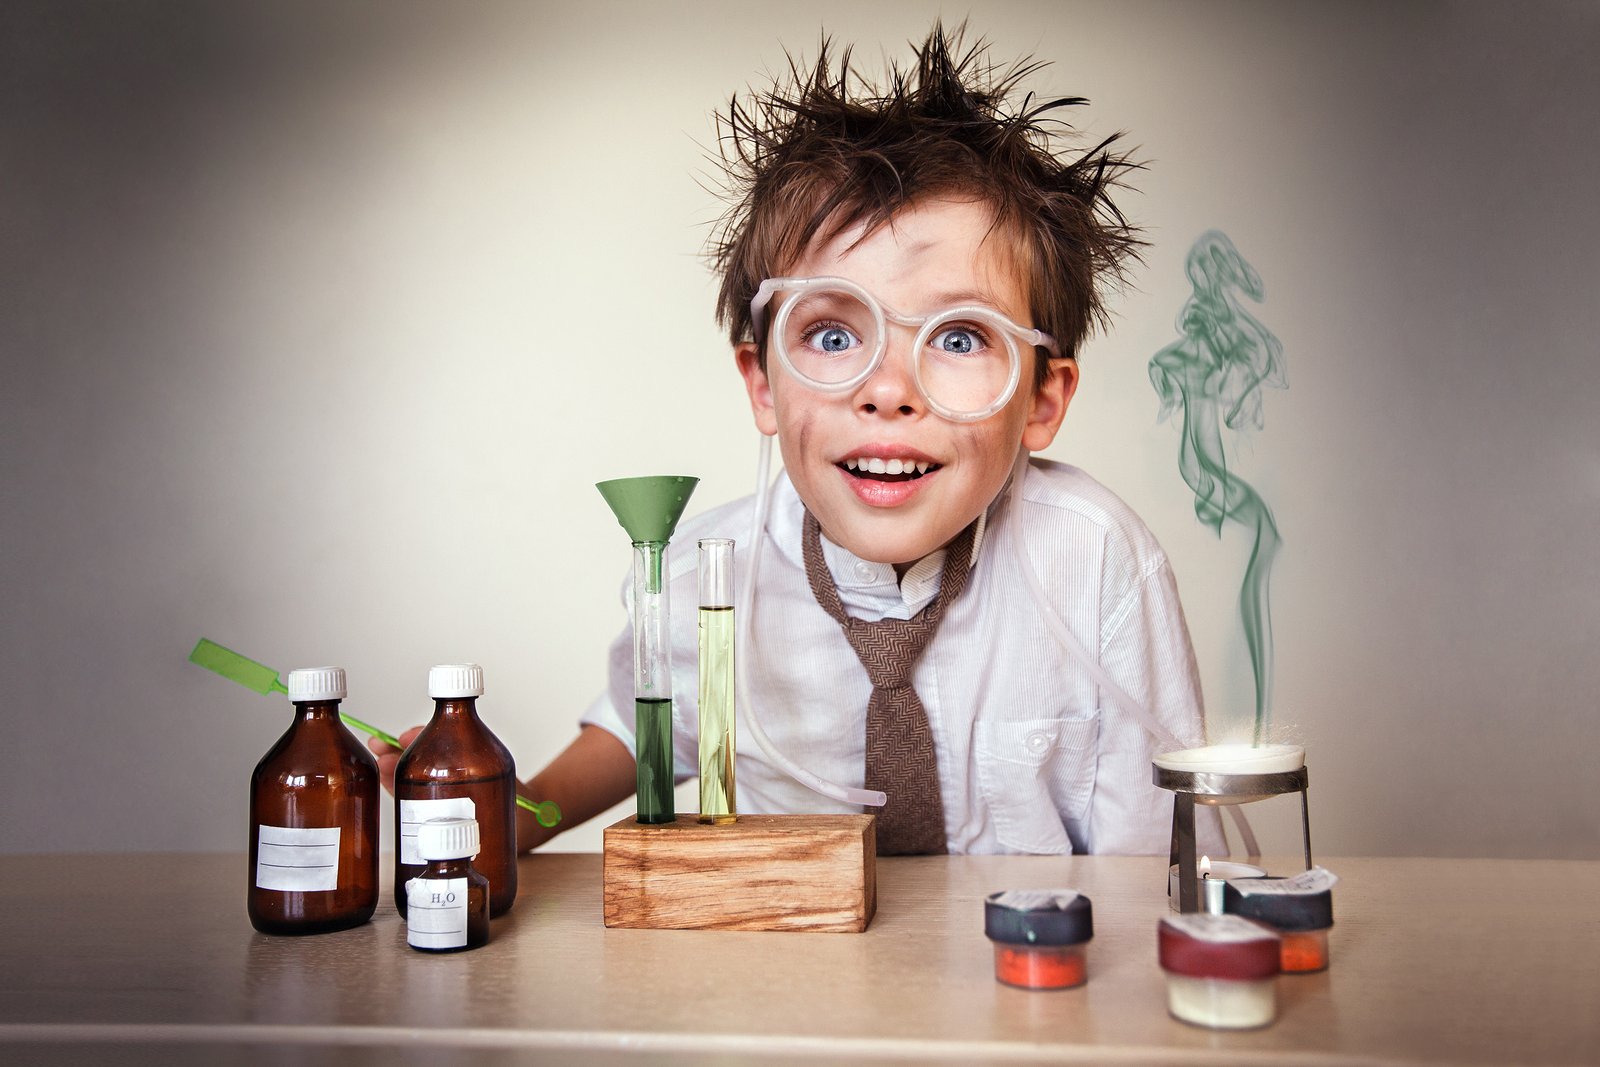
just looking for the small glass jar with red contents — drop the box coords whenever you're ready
[1223,866,1338,973]
[983,889,1093,990]
[1158,913,1281,1029]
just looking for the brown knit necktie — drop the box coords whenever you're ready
[801,511,978,855]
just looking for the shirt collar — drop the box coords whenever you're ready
[773,474,991,620]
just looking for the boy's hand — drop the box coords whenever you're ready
[367,726,423,797]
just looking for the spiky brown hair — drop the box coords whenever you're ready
[709,22,1144,383]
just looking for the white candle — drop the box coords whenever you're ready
[1169,857,1268,913]
[1154,743,1305,775]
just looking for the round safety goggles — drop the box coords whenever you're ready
[750,277,1062,422]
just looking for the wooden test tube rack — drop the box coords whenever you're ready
[602,814,876,932]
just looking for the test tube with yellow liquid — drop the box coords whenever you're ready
[697,538,736,824]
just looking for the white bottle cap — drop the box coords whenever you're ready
[286,667,347,702]
[417,817,480,861]
[428,663,485,699]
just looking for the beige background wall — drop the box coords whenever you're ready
[4,1,1596,858]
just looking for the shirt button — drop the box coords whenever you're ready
[853,561,875,581]
[1025,731,1050,756]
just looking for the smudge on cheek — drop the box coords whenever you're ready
[771,401,824,496]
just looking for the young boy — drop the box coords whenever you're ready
[375,26,1220,857]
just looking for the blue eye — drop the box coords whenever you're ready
[802,323,860,355]
[931,326,986,355]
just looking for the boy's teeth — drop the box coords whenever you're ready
[844,457,930,476]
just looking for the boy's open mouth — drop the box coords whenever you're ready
[840,457,941,482]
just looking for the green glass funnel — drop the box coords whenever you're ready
[596,476,699,544]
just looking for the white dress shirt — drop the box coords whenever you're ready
[580,457,1225,855]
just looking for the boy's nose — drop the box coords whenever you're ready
[854,335,924,417]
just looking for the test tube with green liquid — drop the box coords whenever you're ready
[630,538,676,824]
[697,538,736,824]
[597,476,697,826]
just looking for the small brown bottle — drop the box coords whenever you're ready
[406,817,490,952]
[395,664,518,917]
[248,666,379,935]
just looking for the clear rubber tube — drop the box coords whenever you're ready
[738,435,887,807]
[1001,450,1184,750]
[736,435,1258,851]
[1000,450,1257,855]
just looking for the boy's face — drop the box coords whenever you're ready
[737,197,1077,565]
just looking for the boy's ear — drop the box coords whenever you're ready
[1020,356,1078,452]
[735,342,779,436]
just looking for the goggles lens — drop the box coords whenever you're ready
[774,286,1021,419]
[778,289,878,385]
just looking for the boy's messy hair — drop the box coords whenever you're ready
[710,22,1144,379]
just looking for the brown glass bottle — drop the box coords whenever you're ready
[395,663,518,918]
[248,667,379,935]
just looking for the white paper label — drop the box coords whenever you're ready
[1232,865,1339,896]
[407,876,469,949]
[399,797,475,865]
[993,889,1080,912]
[255,824,340,892]
[1163,913,1276,943]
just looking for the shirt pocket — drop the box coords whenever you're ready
[975,713,1102,855]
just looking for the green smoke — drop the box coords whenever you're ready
[1150,231,1286,745]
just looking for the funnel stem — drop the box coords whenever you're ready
[629,542,674,703]
[638,540,666,595]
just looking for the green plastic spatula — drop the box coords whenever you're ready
[190,637,400,745]
[189,637,561,828]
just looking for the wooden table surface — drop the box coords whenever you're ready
[1,852,1595,1065]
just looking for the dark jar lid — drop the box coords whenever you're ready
[1158,914,1280,980]
[984,889,1093,947]
[1223,868,1336,931]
